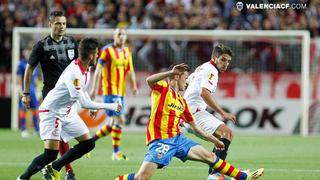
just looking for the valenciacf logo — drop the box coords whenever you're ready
[236,1,244,11]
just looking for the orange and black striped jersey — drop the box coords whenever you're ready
[98,43,134,96]
[146,80,194,145]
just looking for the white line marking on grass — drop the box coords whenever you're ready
[1,162,320,173]
[92,164,320,173]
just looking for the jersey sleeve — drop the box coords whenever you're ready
[151,80,168,92]
[65,72,82,99]
[98,47,110,67]
[181,98,194,122]
[200,67,218,93]
[28,41,43,67]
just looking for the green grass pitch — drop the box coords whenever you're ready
[0,129,319,180]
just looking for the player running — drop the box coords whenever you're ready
[17,38,121,180]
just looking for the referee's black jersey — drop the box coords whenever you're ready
[28,35,78,97]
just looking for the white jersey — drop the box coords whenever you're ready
[183,60,219,113]
[39,59,90,116]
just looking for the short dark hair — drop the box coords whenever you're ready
[78,38,99,60]
[211,44,233,58]
[49,10,65,22]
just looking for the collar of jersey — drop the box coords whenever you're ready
[74,58,88,75]
[210,58,220,73]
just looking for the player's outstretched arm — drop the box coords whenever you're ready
[77,90,121,112]
[188,121,225,150]
[200,87,236,123]
[146,63,189,87]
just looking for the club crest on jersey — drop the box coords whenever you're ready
[67,49,75,60]
[208,73,214,80]
[73,79,81,90]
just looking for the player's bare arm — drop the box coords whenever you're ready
[146,63,189,87]
[22,64,35,109]
[188,120,224,150]
[89,64,102,99]
[128,71,139,95]
[200,87,236,123]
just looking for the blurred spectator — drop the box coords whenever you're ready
[0,0,319,72]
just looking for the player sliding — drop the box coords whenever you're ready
[17,38,121,180]
[115,63,264,180]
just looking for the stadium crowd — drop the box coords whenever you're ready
[0,0,319,71]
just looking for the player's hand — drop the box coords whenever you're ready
[22,95,31,109]
[89,110,98,119]
[171,63,189,75]
[221,112,236,123]
[132,86,139,96]
[214,139,225,150]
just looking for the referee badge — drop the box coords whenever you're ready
[68,49,75,59]
[73,79,81,90]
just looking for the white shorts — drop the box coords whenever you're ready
[39,110,89,142]
[183,110,224,135]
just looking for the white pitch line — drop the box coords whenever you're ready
[2,162,320,173]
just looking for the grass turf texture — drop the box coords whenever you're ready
[0,129,319,180]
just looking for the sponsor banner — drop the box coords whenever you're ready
[81,97,300,135]
[125,72,320,100]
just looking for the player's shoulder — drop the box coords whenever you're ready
[101,43,113,51]
[202,61,218,74]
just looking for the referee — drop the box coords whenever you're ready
[22,10,78,180]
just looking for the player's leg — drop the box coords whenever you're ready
[92,95,115,141]
[212,124,234,160]
[116,138,176,180]
[18,112,61,179]
[51,114,95,173]
[187,145,264,180]
[58,141,75,179]
[115,161,157,180]
[208,124,234,179]
[51,133,95,172]
[111,115,128,160]
[192,110,234,176]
